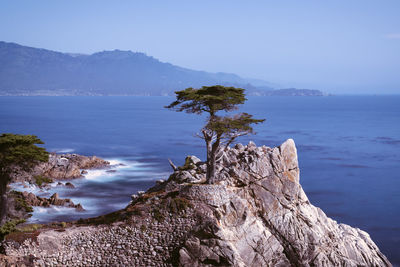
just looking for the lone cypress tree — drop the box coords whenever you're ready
[166,85,265,184]
[0,134,49,224]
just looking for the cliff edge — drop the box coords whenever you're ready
[2,139,392,266]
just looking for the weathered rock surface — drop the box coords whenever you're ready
[173,139,391,266]
[1,140,392,266]
[10,153,109,183]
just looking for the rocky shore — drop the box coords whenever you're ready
[1,140,392,266]
[10,153,110,183]
[6,153,109,222]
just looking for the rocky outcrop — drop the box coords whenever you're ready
[5,154,101,222]
[1,140,392,266]
[172,140,392,266]
[6,191,84,221]
[10,153,109,183]
[20,192,84,211]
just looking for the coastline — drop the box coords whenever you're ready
[1,140,392,266]
[1,95,399,264]
[6,153,111,223]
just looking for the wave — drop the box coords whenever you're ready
[27,206,91,223]
[12,157,164,223]
[51,148,75,153]
[82,158,136,181]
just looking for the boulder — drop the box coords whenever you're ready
[65,182,75,189]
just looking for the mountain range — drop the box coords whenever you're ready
[0,41,323,96]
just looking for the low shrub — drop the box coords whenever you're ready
[0,219,26,241]
[153,208,165,222]
[178,157,195,171]
[34,175,53,187]
[16,223,43,232]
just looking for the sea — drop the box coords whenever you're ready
[0,96,399,264]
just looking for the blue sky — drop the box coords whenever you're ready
[1,0,399,94]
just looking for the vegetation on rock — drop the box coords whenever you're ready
[0,219,26,241]
[0,134,49,224]
[34,175,53,187]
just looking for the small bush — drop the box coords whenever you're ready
[161,197,193,214]
[76,210,134,225]
[153,208,165,222]
[0,219,26,241]
[17,223,43,232]
[34,175,53,187]
[178,157,195,171]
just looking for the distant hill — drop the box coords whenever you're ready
[263,88,326,96]
[0,41,324,96]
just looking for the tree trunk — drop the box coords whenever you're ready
[207,151,216,184]
[207,136,221,184]
[0,177,8,225]
[205,137,212,183]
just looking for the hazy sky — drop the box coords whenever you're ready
[1,0,399,94]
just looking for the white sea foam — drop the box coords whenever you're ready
[108,159,127,166]
[82,158,139,181]
[84,169,114,180]
[52,148,75,153]
[12,157,163,223]
[28,206,86,223]
[107,158,137,169]
[31,206,78,216]
[9,182,44,195]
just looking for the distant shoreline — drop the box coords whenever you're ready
[0,88,327,97]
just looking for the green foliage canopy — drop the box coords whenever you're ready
[0,133,49,224]
[0,134,48,177]
[165,85,246,116]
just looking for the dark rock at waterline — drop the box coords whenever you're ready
[106,170,117,173]
[5,190,85,222]
[65,182,75,189]
[19,191,84,211]
[74,203,85,212]
[56,182,75,189]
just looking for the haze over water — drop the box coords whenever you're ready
[0,96,399,264]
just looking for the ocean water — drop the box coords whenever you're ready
[0,96,399,264]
